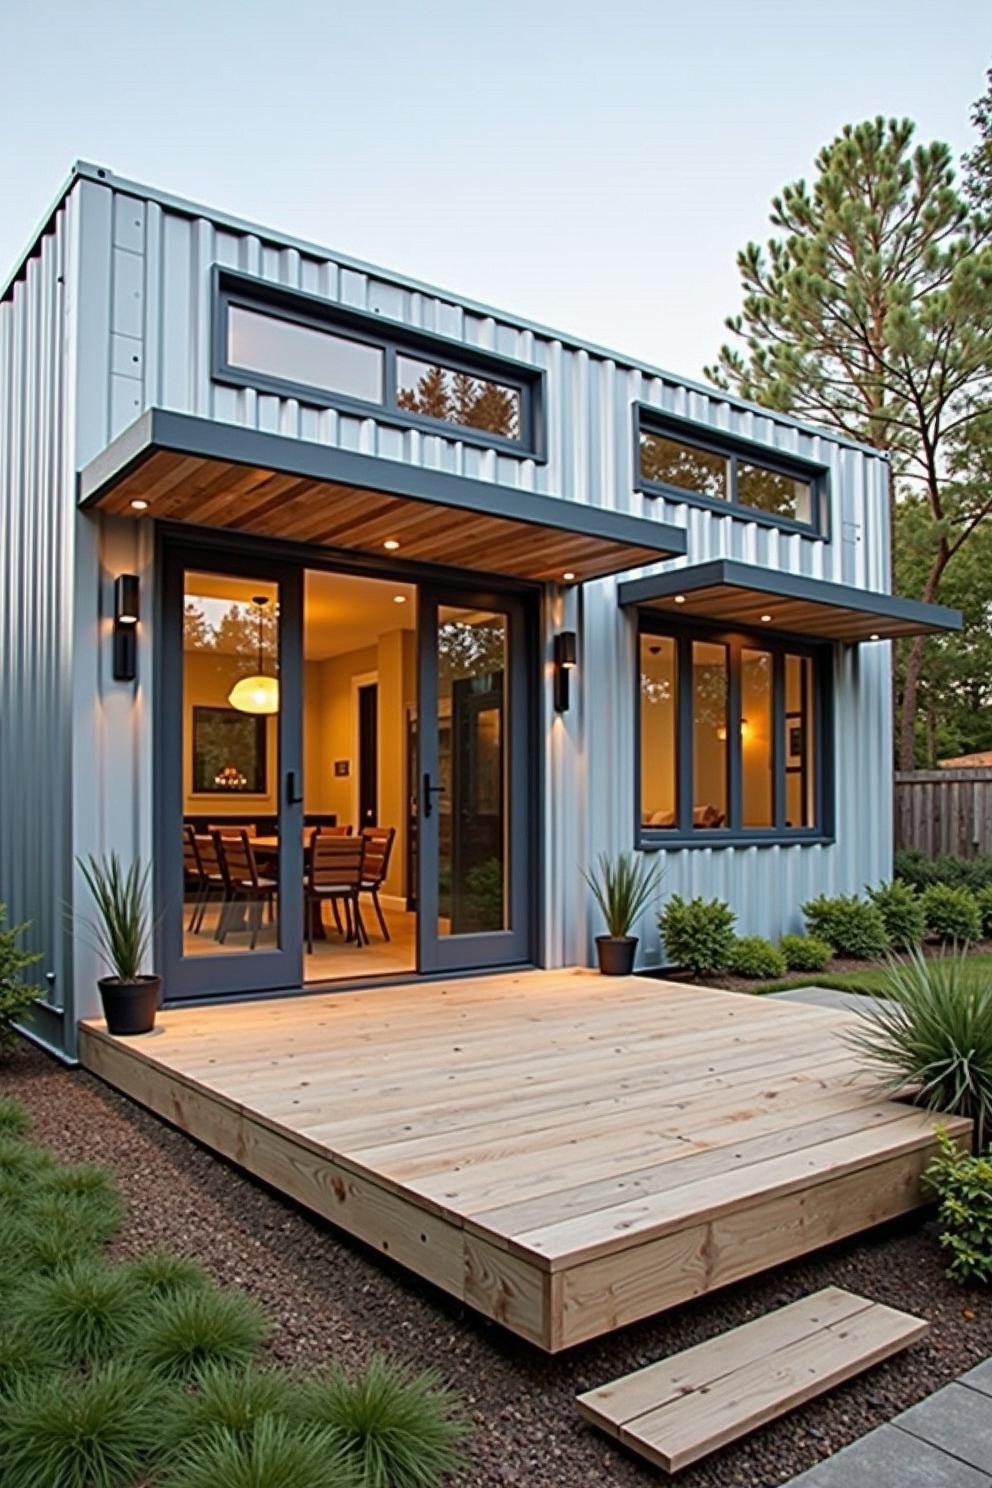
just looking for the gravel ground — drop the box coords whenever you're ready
[3,1037,989,1488]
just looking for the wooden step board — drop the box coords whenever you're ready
[576,1288,927,1474]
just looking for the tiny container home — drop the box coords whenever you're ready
[0,163,958,1060]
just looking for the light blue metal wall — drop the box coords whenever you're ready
[3,167,894,1009]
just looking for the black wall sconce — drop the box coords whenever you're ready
[113,573,139,682]
[553,630,577,712]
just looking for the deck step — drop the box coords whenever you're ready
[576,1287,927,1474]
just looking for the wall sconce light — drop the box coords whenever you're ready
[553,630,577,712]
[113,573,139,682]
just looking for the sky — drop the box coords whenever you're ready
[1,0,989,381]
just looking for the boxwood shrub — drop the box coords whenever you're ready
[867,880,926,950]
[801,894,890,959]
[727,937,786,980]
[920,883,982,944]
[778,933,832,972]
[658,896,736,975]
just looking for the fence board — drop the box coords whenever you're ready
[894,769,992,858]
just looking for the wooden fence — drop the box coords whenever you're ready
[894,768,992,859]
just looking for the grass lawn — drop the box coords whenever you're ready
[751,949,992,996]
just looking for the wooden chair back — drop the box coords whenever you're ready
[195,833,223,880]
[313,824,353,837]
[307,834,364,892]
[183,824,202,877]
[208,822,257,838]
[360,826,395,886]
[213,829,260,890]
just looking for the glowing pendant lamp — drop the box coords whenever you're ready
[228,595,279,715]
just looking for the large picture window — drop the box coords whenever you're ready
[635,407,827,536]
[214,269,544,459]
[638,622,829,843]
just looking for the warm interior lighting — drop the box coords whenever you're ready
[674,594,686,604]
[716,718,750,742]
[393,594,407,604]
[130,498,149,511]
[869,632,880,641]
[563,571,576,582]
[760,613,772,623]
[228,595,280,715]
[383,539,400,551]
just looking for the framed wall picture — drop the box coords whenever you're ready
[191,706,267,795]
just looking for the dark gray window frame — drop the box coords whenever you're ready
[635,613,835,850]
[634,404,830,540]
[212,267,547,462]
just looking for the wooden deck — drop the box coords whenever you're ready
[77,971,970,1352]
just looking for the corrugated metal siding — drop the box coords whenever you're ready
[61,179,894,981]
[0,197,75,1048]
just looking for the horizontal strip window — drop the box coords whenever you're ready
[213,269,545,460]
[634,406,829,537]
[637,617,832,846]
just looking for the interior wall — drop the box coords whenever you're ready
[182,651,279,817]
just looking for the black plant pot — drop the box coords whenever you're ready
[595,935,638,976]
[98,975,160,1036]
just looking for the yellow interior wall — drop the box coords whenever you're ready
[183,651,278,817]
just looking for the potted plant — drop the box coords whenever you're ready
[584,851,662,975]
[78,853,159,1035]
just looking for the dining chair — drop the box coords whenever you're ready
[182,825,207,933]
[310,824,354,932]
[212,830,277,949]
[191,832,227,935]
[208,822,257,838]
[359,826,396,941]
[304,835,367,953]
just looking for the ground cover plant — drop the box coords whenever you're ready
[0,1101,468,1488]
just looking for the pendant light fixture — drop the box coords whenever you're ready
[228,595,279,715]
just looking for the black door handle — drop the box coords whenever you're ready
[286,769,304,806]
[422,772,445,818]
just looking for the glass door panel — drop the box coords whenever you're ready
[159,550,303,1000]
[418,589,531,973]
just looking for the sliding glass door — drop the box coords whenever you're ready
[159,547,303,999]
[417,586,532,973]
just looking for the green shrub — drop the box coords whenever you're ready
[658,895,736,975]
[867,880,926,950]
[845,948,992,1147]
[974,883,992,938]
[0,1359,171,1488]
[778,934,832,972]
[727,937,786,980]
[802,894,890,959]
[163,1418,351,1488]
[179,1362,295,1444]
[924,1130,992,1286]
[123,1251,212,1300]
[19,1259,141,1365]
[130,1285,269,1381]
[896,850,992,894]
[0,907,42,1057]
[0,1324,59,1396]
[0,1097,29,1140]
[294,1355,468,1488]
[920,883,982,944]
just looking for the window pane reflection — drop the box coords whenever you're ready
[786,654,815,827]
[692,641,728,828]
[640,432,728,499]
[228,305,384,403]
[397,356,521,441]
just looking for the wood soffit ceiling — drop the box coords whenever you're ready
[90,447,677,584]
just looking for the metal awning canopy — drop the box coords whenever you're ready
[79,410,687,583]
[618,558,961,642]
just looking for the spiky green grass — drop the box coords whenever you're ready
[163,1418,354,1488]
[846,947,992,1147]
[0,1359,171,1488]
[0,1096,30,1140]
[293,1356,469,1488]
[122,1250,212,1299]
[130,1285,269,1381]
[25,1184,124,1248]
[19,1259,142,1365]
[0,1135,56,1189]
[179,1361,296,1443]
[0,1324,60,1396]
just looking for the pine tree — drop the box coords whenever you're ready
[705,114,992,768]
[397,363,452,422]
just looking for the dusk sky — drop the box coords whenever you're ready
[2,0,988,381]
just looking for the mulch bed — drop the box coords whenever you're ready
[3,1037,989,1488]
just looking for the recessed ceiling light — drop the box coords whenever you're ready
[760,613,772,623]
[869,632,880,641]
[130,499,148,511]
[563,571,576,582]
[674,594,686,605]
[393,594,407,604]
[383,539,400,551]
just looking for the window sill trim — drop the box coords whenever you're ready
[636,478,826,540]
